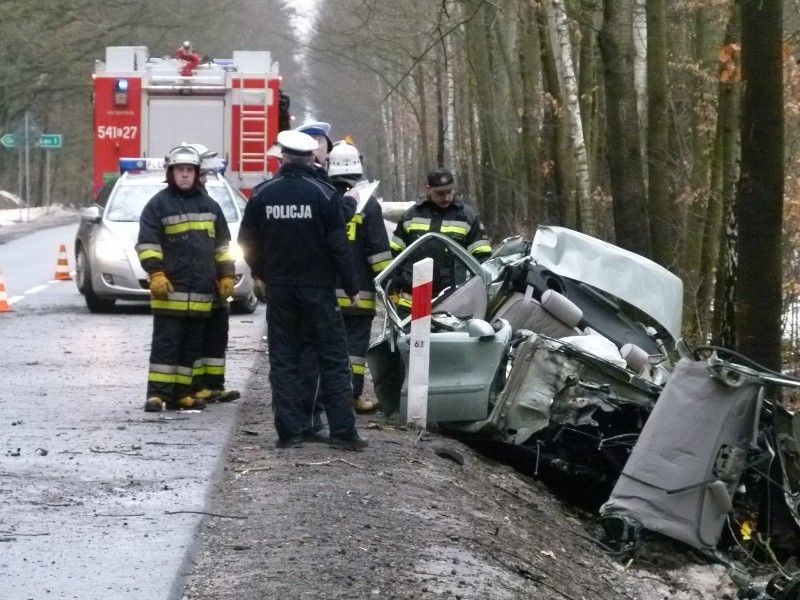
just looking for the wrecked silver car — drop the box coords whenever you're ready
[368,225,682,486]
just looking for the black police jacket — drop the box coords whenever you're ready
[136,184,234,317]
[238,162,358,296]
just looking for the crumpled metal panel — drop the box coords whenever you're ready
[530,226,683,341]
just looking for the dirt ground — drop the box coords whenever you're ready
[181,344,746,600]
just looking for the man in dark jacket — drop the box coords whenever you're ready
[238,130,368,451]
[390,168,492,311]
[136,145,235,412]
[328,140,392,414]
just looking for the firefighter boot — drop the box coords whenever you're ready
[352,396,377,414]
[166,396,207,411]
[194,388,241,403]
[144,397,164,412]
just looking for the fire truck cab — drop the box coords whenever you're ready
[93,45,283,196]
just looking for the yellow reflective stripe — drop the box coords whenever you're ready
[406,223,430,233]
[397,297,413,308]
[338,297,376,309]
[440,225,468,236]
[193,364,204,377]
[351,364,366,375]
[151,299,213,312]
[390,240,404,252]
[149,372,176,383]
[205,365,225,375]
[470,245,492,255]
[347,221,357,241]
[138,250,163,261]
[175,373,193,385]
[164,221,215,235]
[372,259,392,273]
[215,252,234,263]
[351,214,363,225]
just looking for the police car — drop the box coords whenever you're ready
[75,158,257,313]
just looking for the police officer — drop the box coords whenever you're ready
[328,140,392,414]
[294,121,334,171]
[137,145,236,412]
[390,168,492,311]
[238,130,368,451]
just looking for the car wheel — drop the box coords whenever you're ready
[76,246,116,313]
[231,292,258,315]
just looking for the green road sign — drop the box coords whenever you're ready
[39,134,62,148]
[0,133,14,148]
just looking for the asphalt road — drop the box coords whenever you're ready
[0,223,266,600]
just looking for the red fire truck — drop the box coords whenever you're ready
[93,45,285,196]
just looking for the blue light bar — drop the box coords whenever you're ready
[114,78,129,92]
[119,157,165,172]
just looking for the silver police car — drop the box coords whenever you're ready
[75,165,257,313]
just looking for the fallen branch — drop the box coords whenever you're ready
[233,466,273,473]
[294,458,364,469]
[94,513,145,518]
[164,510,247,519]
[89,448,142,456]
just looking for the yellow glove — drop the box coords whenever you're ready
[218,275,235,299]
[149,272,173,300]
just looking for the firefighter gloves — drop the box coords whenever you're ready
[218,275,235,299]
[149,272,173,300]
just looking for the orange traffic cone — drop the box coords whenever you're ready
[54,244,73,281]
[0,270,14,313]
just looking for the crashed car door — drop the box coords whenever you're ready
[371,233,503,422]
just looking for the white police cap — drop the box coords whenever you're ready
[277,130,319,157]
[294,121,331,137]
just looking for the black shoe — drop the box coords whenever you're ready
[301,428,330,444]
[216,389,241,402]
[328,434,368,451]
[275,436,303,449]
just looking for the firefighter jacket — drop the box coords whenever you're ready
[332,181,393,316]
[238,162,358,296]
[136,184,235,317]
[390,194,492,261]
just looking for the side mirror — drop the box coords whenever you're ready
[467,318,496,338]
[80,206,102,224]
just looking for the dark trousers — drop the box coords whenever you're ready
[266,285,356,441]
[196,303,229,391]
[343,313,374,398]
[147,314,204,401]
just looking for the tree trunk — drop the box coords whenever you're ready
[519,0,542,229]
[646,0,671,265]
[735,0,784,368]
[599,0,651,256]
[549,0,594,234]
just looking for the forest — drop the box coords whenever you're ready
[0,0,794,368]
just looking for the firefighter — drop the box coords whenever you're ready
[176,41,199,77]
[328,140,392,414]
[390,168,492,311]
[186,143,242,405]
[238,130,368,451]
[137,145,236,412]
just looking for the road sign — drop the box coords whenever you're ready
[0,133,14,149]
[39,134,62,148]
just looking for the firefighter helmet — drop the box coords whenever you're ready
[182,41,191,50]
[185,143,224,173]
[327,140,362,178]
[165,145,201,168]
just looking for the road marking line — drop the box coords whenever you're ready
[7,296,23,305]
[25,285,48,295]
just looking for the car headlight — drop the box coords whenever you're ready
[229,241,244,262]
[94,237,128,262]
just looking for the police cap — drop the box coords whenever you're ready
[294,121,333,153]
[277,130,319,157]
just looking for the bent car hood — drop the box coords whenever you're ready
[530,226,683,341]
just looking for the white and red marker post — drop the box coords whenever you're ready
[407,257,433,431]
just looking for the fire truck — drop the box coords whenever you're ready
[93,45,286,196]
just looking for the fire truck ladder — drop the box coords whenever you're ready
[239,104,269,175]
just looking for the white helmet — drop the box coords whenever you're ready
[165,145,201,168]
[185,142,225,173]
[327,140,362,178]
